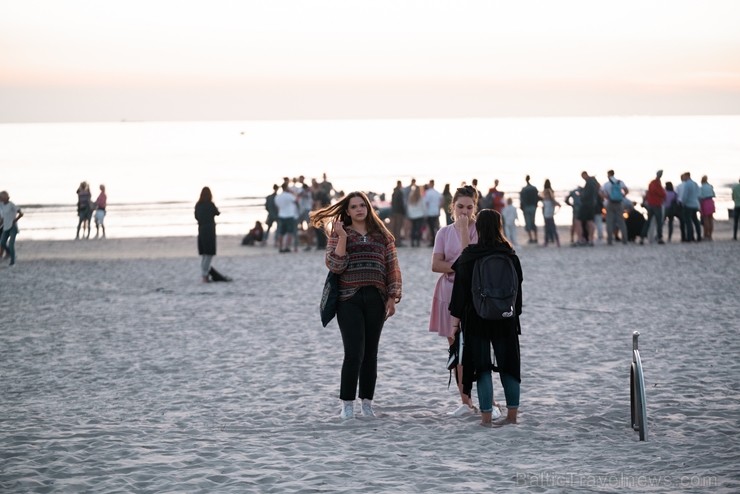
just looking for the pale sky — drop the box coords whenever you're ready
[1,0,740,122]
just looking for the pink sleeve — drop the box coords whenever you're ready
[432,227,447,256]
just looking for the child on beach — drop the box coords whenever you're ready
[501,197,518,247]
[449,209,523,427]
[311,191,402,419]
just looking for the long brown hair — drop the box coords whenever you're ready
[310,191,393,240]
[475,209,512,249]
[198,186,212,204]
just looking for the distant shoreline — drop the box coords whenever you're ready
[15,220,736,262]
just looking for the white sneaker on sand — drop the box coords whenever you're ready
[491,406,502,420]
[361,399,376,418]
[339,401,354,419]
[448,404,477,417]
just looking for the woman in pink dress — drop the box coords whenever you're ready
[429,185,480,416]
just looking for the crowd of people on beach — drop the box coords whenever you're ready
[301,170,740,426]
[251,170,740,255]
[522,169,732,247]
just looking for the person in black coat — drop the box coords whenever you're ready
[195,186,220,283]
[449,209,523,427]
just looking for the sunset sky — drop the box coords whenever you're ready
[1,0,739,122]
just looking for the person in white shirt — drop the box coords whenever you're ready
[0,190,24,266]
[501,197,519,246]
[274,184,299,253]
[422,180,443,247]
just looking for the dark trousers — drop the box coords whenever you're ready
[410,218,424,247]
[336,286,386,401]
[665,215,677,241]
[682,207,702,241]
[641,205,664,240]
[734,207,740,240]
[677,206,686,241]
[426,216,440,246]
[314,227,327,249]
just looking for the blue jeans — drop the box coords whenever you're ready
[0,225,18,265]
[476,370,520,413]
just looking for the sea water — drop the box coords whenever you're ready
[2,116,738,240]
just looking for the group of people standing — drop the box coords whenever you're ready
[75,181,107,240]
[314,185,522,427]
[388,178,446,248]
[263,174,337,253]
[519,170,725,246]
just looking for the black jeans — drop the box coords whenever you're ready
[682,207,702,241]
[337,286,386,401]
[426,216,440,246]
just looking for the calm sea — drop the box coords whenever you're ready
[2,116,738,240]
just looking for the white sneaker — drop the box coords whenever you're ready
[448,404,477,417]
[339,401,354,419]
[361,400,376,418]
[491,406,502,420]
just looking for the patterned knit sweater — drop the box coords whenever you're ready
[326,229,402,303]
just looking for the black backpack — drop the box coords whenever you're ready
[471,253,518,320]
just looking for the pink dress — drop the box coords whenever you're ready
[429,223,478,338]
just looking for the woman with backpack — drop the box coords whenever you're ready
[449,209,523,427]
[429,185,481,417]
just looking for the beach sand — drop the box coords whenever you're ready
[1,223,738,493]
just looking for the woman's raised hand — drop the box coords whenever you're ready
[333,221,347,238]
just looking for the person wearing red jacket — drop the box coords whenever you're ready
[640,170,667,244]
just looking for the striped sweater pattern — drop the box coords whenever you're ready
[326,229,402,303]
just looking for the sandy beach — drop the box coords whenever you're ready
[1,223,738,493]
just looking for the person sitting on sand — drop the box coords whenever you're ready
[449,209,523,427]
[242,221,264,246]
[310,191,402,420]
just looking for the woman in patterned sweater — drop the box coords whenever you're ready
[311,191,402,419]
